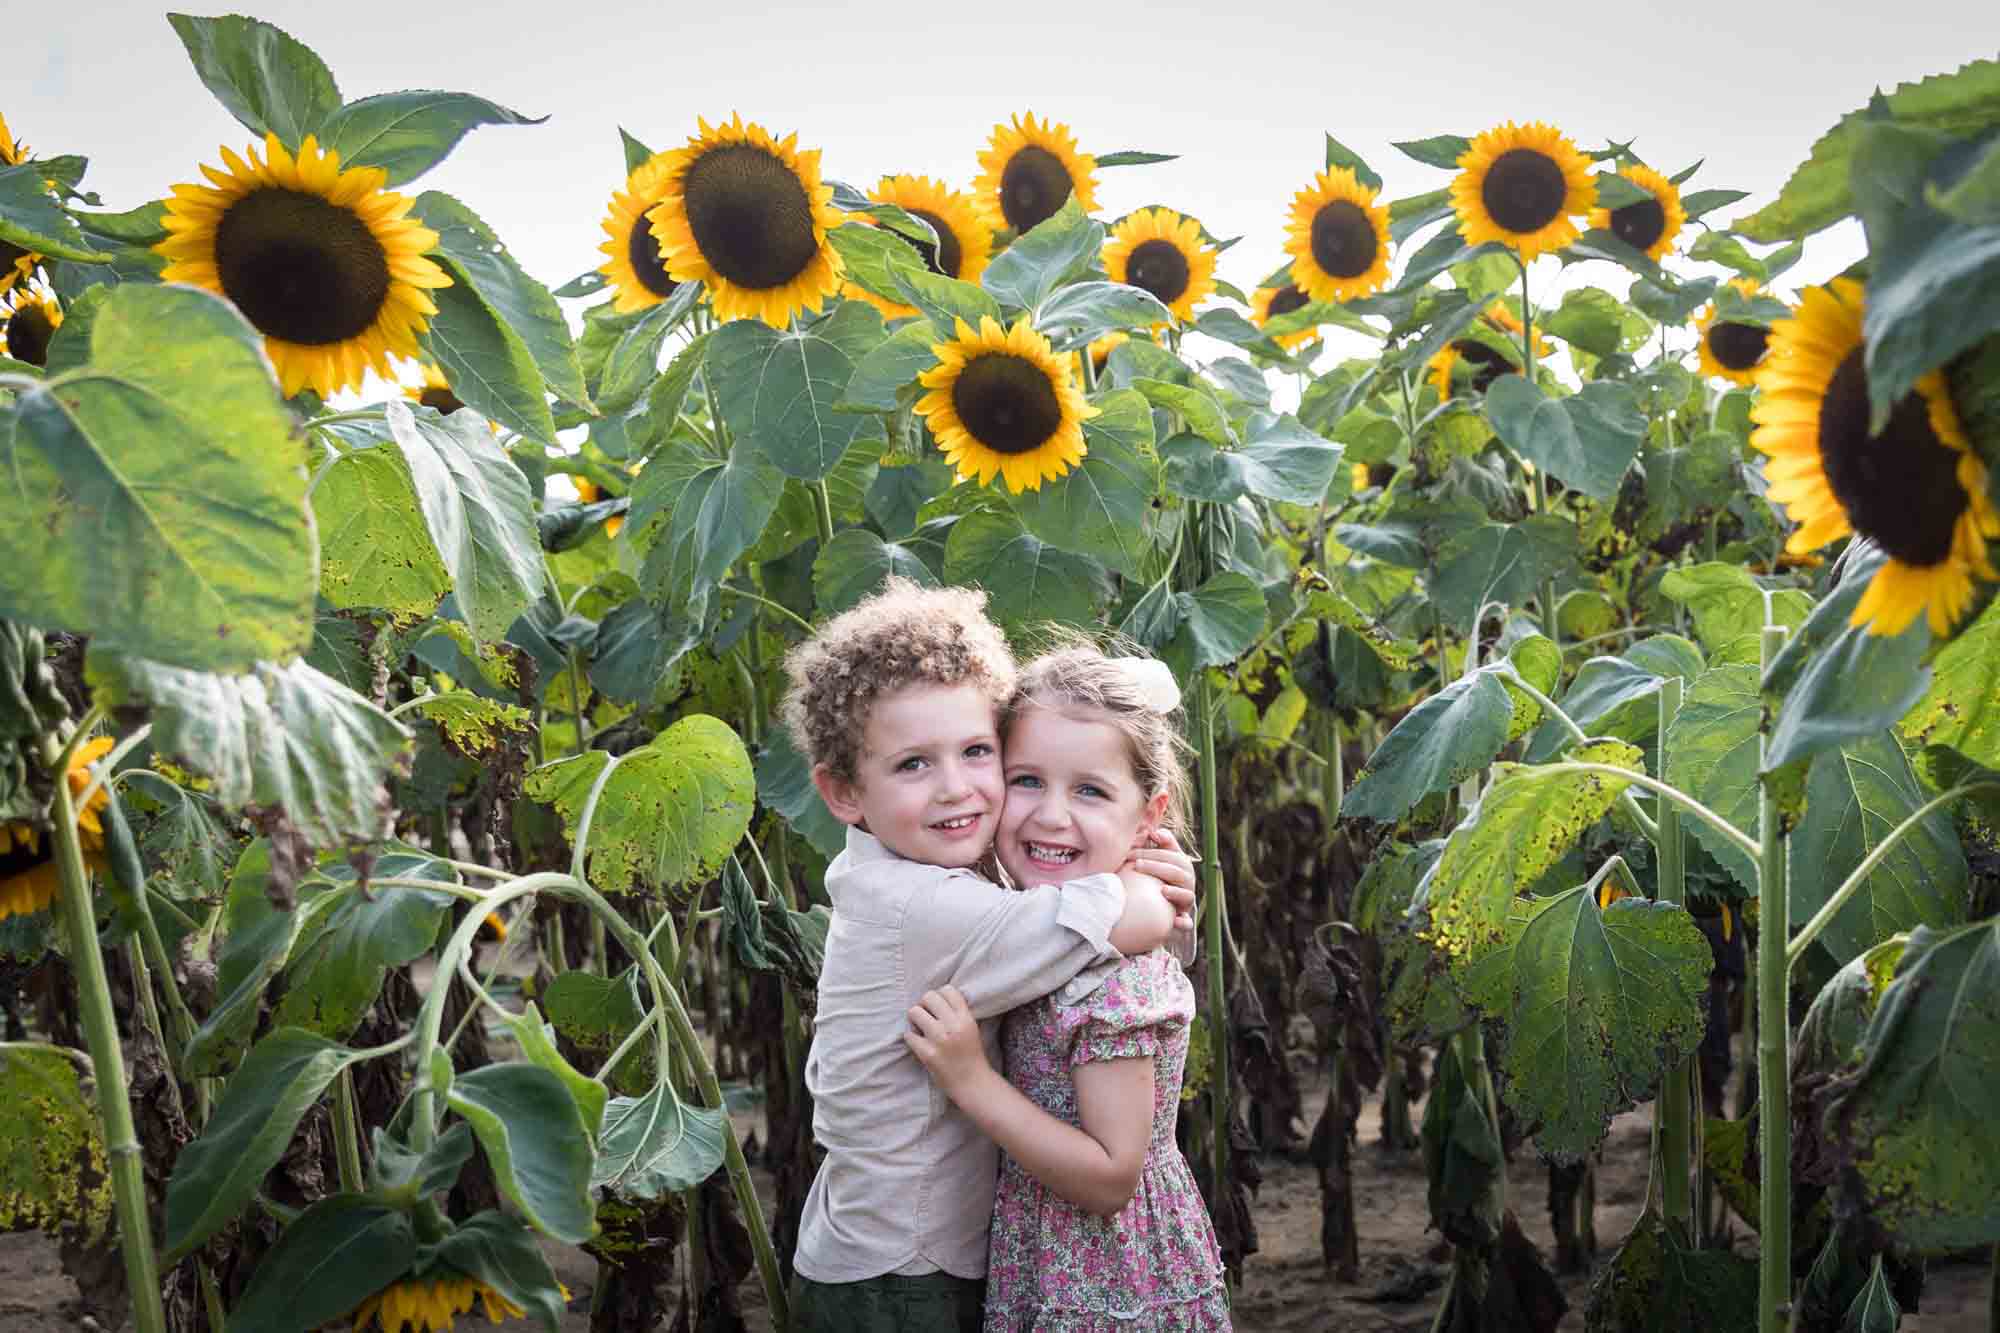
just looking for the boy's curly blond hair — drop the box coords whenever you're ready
[781,576,1017,784]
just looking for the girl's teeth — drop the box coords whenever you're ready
[1027,842,1078,862]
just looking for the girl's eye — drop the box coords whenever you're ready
[1078,784,1109,800]
[1009,774,1043,790]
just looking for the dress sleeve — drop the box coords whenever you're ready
[1070,953,1189,1068]
[905,869,1126,1020]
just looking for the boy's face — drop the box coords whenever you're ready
[811,682,1006,869]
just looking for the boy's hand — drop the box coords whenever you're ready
[1124,828,1196,932]
[904,986,991,1097]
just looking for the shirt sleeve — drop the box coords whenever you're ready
[1071,953,1188,1068]
[905,869,1125,1020]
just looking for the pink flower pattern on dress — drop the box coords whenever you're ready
[983,951,1230,1331]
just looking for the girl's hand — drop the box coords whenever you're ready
[1124,828,1196,932]
[904,986,990,1097]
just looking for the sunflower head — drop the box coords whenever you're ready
[1,283,62,368]
[1751,278,2000,637]
[916,315,1097,493]
[1480,300,1552,359]
[648,115,845,328]
[0,113,23,167]
[348,1271,528,1332]
[974,113,1098,234]
[0,116,44,299]
[1102,208,1216,323]
[598,153,683,314]
[1697,278,1772,386]
[1284,168,1392,304]
[1427,336,1519,402]
[1450,122,1597,263]
[156,133,452,399]
[1250,283,1318,352]
[0,736,115,924]
[1586,164,1686,262]
[841,175,993,319]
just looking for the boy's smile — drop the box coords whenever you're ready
[814,682,1005,869]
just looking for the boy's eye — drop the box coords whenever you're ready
[897,756,927,772]
[965,742,995,760]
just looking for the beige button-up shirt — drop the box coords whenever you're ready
[792,828,1126,1284]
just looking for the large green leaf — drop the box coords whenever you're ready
[1899,594,2000,768]
[183,840,304,1075]
[416,191,587,409]
[1345,670,1513,823]
[827,220,927,307]
[313,442,450,621]
[941,511,1108,626]
[1659,562,1810,659]
[446,1063,597,1244]
[813,528,938,616]
[276,850,458,1038]
[1033,281,1173,346]
[1135,380,1234,445]
[387,401,545,642]
[543,969,653,1096]
[593,287,700,412]
[166,13,342,146]
[1523,654,1672,763]
[1582,1210,1758,1333]
[1163,572,1267,678]
[423,252,553,445]
[1790,733,1968,966]
[1483,376,1645,499]
[0,284,313,671]
[501,1004,608,1140]
[525,714,754,896]
[754,728,849,860]
[0,1044,112,1242]
[1829,919,2000,1250]
[88,652,409,845]
[1500,890,1711,1160]
[164,1028,370,1257]
[839,320,940,412]
[1417,740,1642,968]
[319,93,542,188]
[981,197,1104,314]
[1430,517,1573,632]
[1159,414,1344,506]
[594,1079,729,1199]
[1008,408,1154,577]
[422,1212,568,1333]
[0,164,110,263]
[711,301,886,480]
[1662,664,1761,894]
[229,1195,415,1333]
[627,434,785,608]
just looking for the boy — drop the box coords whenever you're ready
[781,577,1192,1332]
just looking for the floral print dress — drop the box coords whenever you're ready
[983,949,1230,1331]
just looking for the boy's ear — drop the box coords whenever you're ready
[812,763,866,827]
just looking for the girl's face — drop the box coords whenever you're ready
[996,703,1163,887]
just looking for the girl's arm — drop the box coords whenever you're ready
[906,986,1153,1217]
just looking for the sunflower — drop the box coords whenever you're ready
[1587,164,1686,262]
[405,362,467,416]
[1102,208,1215,324]
[1697,278,1772,386]
[1,282,61,367]
[647,115,845,328]
[1751,278,2000,637]
[917,315,1096,493]
[0,736,114,924]
[842,175,993,319]
[572,475,626,539]
[156,133,451,399]
[347,1272,532,1331]
[0,113,39,296]
[1450,122,1597,263]
[1480,301,1552,360]
[974,113,1098,234]
[596,153,682,314]
[1251,283,1319,352]
[1284,168,1392,304]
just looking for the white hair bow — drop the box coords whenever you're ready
[1112,657,1181,713]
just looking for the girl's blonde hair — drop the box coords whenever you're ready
[1003,632,1194,843]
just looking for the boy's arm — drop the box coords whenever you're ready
[908,869,1125,1020]
[905,987,1151,1217]
[1106,869,1175,956]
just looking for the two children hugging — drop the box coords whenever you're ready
[781,576,1229,1332]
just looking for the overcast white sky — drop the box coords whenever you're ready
[15,2,2000,348]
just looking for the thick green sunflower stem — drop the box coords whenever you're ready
[1194,665,1230,1249]
[1655,676,1693,1232]
[1757,624,1792,1333]
[1516,262,1560,654]
[46,720,167,1333]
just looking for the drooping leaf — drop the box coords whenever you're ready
[312,441,451,622]
[1430,518,1574,632]
[981,197,1104,314]
[525,714,755,897]
[826,221,927,307]
[166,13,342,146]
[0,1045,112,1243]
[228,1195,415,1333]
[1134,380,1234,445]
[501,1004,607,1140]
[627,434,785,609]
[0,163,110,263]
[445,1063,597,1244]
[1484,375,1645,500]
[1033,281,1173,347]
[0,284,313,671]
[1160,414,1343,506]
[941,511,1109,627]
[1345,671,1514,824]
[542,969,653,1096]
[754,728,849,860]
[421,1211,567,1333]
[1582,1209,1759,1333]
[1661,664,1762,895]
[594,1079,729,1199]
[1164,572,1267,678]
[368,1123,476,1204]
[275,850,458,1039]
[1500,890,1711,1160]
[711,300,887,480]
[318,92,543,187]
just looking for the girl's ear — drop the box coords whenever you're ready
[811,764,866,827]
[1139,789,1170,839]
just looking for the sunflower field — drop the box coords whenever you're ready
[3,13,2000,1333]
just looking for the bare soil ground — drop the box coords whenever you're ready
[4,1088,1988,1331]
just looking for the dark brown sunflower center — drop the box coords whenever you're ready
[1481,149,1568,234]
[0,826,50,878]
[680,144,819,290]
[1310,201,1379,280]
[1708,322,1769,371]
[1450,340,1515,395]
[1267,285,1310,319]
[998,147,1073,233]
[1817,349,1967,568]
[952,353,1063,455]
[419,386,465,415]
[4,302,55,367]
[213,187,392,345]
[907,209,963,280]
[625,209,680,298]
[1125,238,1191,305]
[1610,197,1666,252]
[0,240,30,275]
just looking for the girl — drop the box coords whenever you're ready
[905,643,1230,1330]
